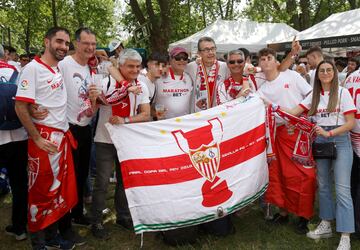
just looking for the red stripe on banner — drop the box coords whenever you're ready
[121,123,266,188]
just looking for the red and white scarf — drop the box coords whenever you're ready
[194,60,219,112]
[28,124,78,232]
[268,104,317,166]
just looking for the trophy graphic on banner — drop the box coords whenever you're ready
[172,118,233,207]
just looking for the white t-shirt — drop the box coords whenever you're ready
[58,56,93,126]
[15,56,68,132]
[7,60,21,72]
[153,71,193,119]
[138,74,156,103]
[299,86,356,126]
[309,69,316,87]
[344,69,360,134]
[254,72,266,90]
[216,75,257,105]
[185,61,228,111]
[94,77,150,144]
[257,69,312,109]
[0,60,27,145]
[97,60,112,75]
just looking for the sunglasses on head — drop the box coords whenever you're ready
[228,59,244,65]
[174,55,188,61]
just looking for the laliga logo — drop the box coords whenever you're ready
[172,118,233,207]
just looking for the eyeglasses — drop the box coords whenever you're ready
[199,47,216,53]
[79,41,96,47]
[173,55,188,61]
[318,68,334,74]
[228,59,244,65]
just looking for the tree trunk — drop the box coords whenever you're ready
[299,0,310,30]
[7,27,11,47]
[348,0,357,9]
[51,0,58,27]
[25,17,30,53]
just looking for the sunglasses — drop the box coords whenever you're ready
[228,59,244,65]
[174,55,188,61]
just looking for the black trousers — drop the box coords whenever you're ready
[30,221,58,249]
[0,139,28,231]
[59,124,92,232]
[351,151,360,233]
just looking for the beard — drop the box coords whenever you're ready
[48,45,67,61]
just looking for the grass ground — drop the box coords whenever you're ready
[1,185,360,250]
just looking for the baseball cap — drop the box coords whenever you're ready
[108,39,123,52]
[170,47,188,58]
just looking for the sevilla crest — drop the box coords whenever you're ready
[172,118,223,182]
[28,155,39,190]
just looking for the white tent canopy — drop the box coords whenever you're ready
[269,8,360,51]
[169,19,298,56]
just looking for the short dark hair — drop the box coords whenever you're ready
[19,54,29,59]
[305,46,323,57]
[348,57,359,66]
[238,48,250,60]
[7,46,16,54]
[145,52,169,68]
[258,48,276,58]
[335,59,347,69]
[74,27,95,41]
[197,37,215,51]
[45,27,70,40]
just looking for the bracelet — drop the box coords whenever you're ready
[328,131,333,137]
[124,117,130,124]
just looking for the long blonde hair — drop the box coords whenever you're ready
[308,60,339,116]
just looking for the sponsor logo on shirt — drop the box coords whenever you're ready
[284,83,289,88]
[50,79,64,90]
[20,79,29,90]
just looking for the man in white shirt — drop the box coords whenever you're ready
[138,52,168,103]
[344,69,360,236]
[257,48,314,235]
[185,37,235,236]
[0,44,28,241]
[306,46,324,86]
[91,49,150,239]
[153,47,193,120]
[15,27,76,250]
[185,37,228,113]
[57,27,98,244]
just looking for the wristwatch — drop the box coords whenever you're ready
[124,117,130,124]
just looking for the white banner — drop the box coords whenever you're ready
[106,96,268,234]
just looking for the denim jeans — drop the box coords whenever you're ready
[91,142,131,224]
[315,126,354,233]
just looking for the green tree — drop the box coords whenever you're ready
[0,0,116,53]
[243,0,351,31]
[122,0,242,53]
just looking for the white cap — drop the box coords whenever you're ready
[108,39,122,52]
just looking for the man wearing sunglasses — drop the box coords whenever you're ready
[152,47,192,120]
[216,50,255,104]
[185,37,228,112]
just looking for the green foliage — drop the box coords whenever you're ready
[243,0,353,31]
[0,0,115,53]
[121,0,243,52]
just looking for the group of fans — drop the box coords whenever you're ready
[0,25,359,250]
